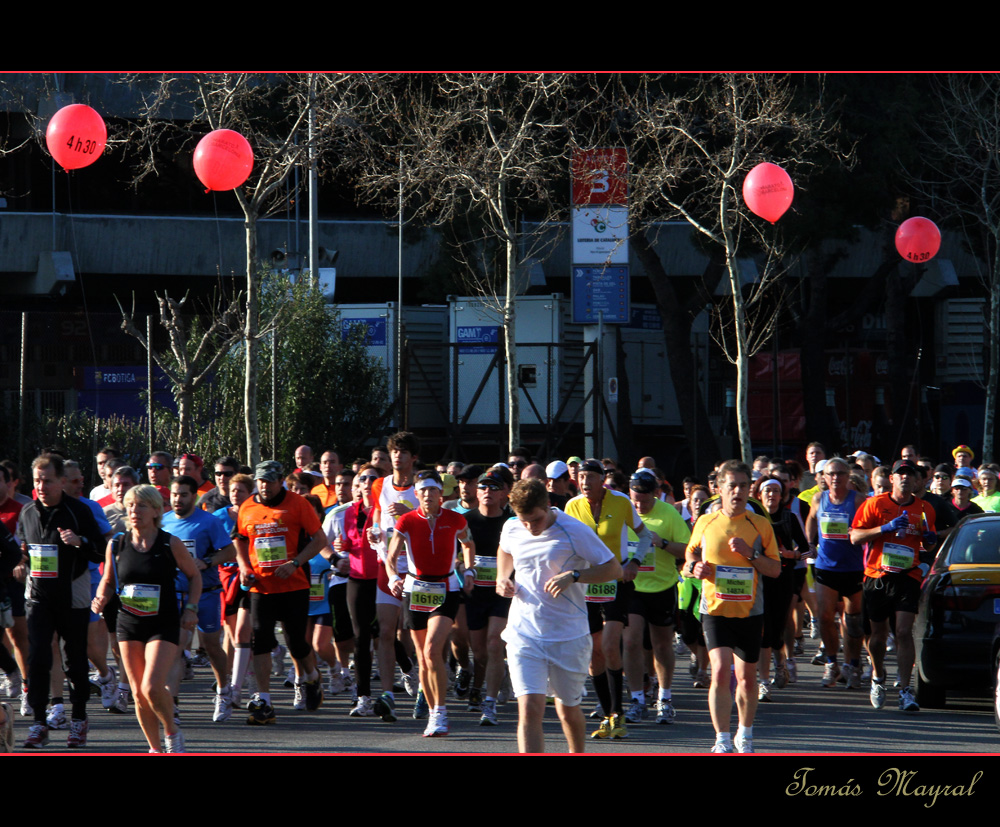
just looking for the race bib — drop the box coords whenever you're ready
[408,578,446,613]
[881,542,915,573]
[473,555,497,587]
[819,512,849,540]
[254,535,288,569]
[182,539,197,558]
[715,565,754,601]
[29,544,58,579]
[585,581,617,603]
[120,583,160,617]
[309,572,326,603]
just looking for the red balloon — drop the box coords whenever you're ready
[742,162,794,223]
[193,129,254,191]
[45,104,107,171]
[895,217,941,263]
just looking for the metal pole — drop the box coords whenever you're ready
[307,74,318,288]
[147,314,153,456]
[271,330,277,460]
[18,312,27,469]
[397,153,404,423]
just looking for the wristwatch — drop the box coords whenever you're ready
[572,570,581,582]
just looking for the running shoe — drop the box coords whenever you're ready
[710,740,733,753]
[23,722,48,748]
[898,687,920,712]
[772,661,789,689]
[609,713,628,739]
[246,694,276,725]
[842,663,861,690]
[183,655,195,681]
[402,665,420,697]
[624,699,646,724]
[109,687,129,714]
[479,698,498,726]
[373,692,397,722]
[66,718,88,748]
[99,667,118,709]
[350,695,376,717]
[327,669,346,696]
[422,710,448,737]
[809,617,819,639]
[497,670,513,704]
[655,699,676,725]
[811,646,827,666]
[192,651,210,668]
[693,671,710,689]
[590,716,613,739]
[19,690,32,718]
[304,678,323,710]
[0,702,13,752]
[293,683,306,711]
[4,671,21,700]
[165,730,186,753]
[213,689,232,722]
[758,681,771,702]
[272,644,287,676]
[886,633,896,653]
[870,680,886,709]
[734,733,754,754]
[454,666,471,698]
[467,686,482,713]
[412,688,429,719]
[821,661,840,688]
[589,702,605,720]
[786,658,797,684]
[284,667,296,689]
[46,703,68,730]
[793,638,804,656]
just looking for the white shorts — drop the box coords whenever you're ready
[376,587,401,608]
[502,628,592,707]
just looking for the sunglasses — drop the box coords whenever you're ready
[215,470,235,477]
[357,474,379,482]
[146,463,164,470]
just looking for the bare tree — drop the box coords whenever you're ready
[356,73,596,452]
[117,291,242,449]
[621,74,849,463]
[122,73,361,465]
[908,74,1000,462]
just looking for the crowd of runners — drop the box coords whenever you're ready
[0,435,993,753]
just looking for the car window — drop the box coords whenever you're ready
[947,522,1000,565]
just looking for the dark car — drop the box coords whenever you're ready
[913,513,1000,713]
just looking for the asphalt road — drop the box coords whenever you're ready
[6,640,997,755]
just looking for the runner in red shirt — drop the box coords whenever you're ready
[386,470,474,737]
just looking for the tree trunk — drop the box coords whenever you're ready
[244,210,261,467]
[176,387,194,449]
[499,187,520,453]
[985,250,999,463]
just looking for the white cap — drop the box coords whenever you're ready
[545,460,569,480]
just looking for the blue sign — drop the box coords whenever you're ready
[456,325,499,354]
[341,317,387,346]
[572,266,630,324]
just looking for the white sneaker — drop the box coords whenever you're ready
[46,703,68,730]
[293,682,306,711]
[99,667,118,709]
[213,688,232,722]
[734,733,754,754]
[655,699,676,724]
[821,661,840,688]
[870,680,886,709]
[422,710,448,737]
[842,663,861,690]
[19,690,32,718]
[624,699,647,723]
[165,730,186,753]
[402,666,420,697]
[711,740,733,753]
[758,681,771,702]
[349,695,376,717]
